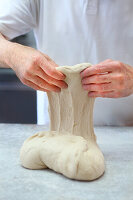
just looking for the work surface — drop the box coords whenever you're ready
[0,124,132,200]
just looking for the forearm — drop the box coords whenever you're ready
[0,33,14,68]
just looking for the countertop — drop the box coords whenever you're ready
[0,124,133,200]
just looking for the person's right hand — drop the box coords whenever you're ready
[8,43,67,92]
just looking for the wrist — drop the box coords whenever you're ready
[3,41,19,69]
[0,37,14,68]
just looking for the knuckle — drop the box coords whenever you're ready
[49,68,55,76]
[116,61,120,65]
[118,74,125,88]
[21,77,27,84]
[96,66,102,73]
[106,59,113,62]
[28,63,35,72]
[32,54,41,65]
[116,61,122,69]
[23,70,30,78]
[119,61,123,66]
[118,74,124,80]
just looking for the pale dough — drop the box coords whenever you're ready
[20,63,105,181]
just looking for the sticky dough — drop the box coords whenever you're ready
[20,63,105,181]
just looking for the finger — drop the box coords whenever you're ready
[80,58,113,77]
[82,83,112,92]
[88,91,120,98]
[40,58,66,80]
[80,62,117,78]
[29,75,61,92]
[35,67,68,89]
[80,59,113,78]
[23,79,49,92]
[80,59,113,82]
[82,74,112,84]
[44,54,58,67]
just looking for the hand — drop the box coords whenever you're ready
[8,43,67,92]
[80,59,133,98]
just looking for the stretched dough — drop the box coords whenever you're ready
[20,63,105,181]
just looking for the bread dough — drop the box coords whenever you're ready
[20,63,105,181]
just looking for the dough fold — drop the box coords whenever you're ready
[20,63,105,181]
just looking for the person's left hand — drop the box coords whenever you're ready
[80,59,133,98]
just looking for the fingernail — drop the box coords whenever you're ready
[62,83,68,89]
[60,73,66,80]
[81,79,85,84]
[54,87,61,92]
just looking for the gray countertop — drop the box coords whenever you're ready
[0,124,133,200]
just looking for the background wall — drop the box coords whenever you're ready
[0,32,37,124]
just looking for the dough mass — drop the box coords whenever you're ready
[20,63,105,181]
